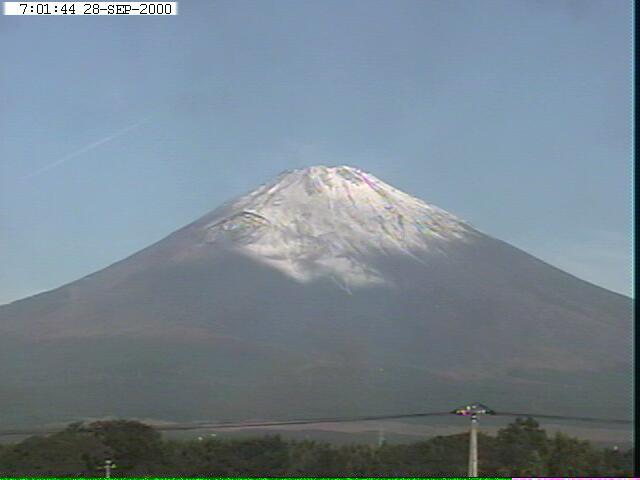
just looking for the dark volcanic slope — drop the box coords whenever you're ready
[0,166,632,428]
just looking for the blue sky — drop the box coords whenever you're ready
[0,0,632,304]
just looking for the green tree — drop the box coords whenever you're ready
[161,434,289,476]
[546,431,602,476]
[341,443,379,475]
[597,446,633,477]
[76,419,164,474]
[0,431,108,476]
[496,417,549,476]
[0,418,632,476]
[286,440,347,476]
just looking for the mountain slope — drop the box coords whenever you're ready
[0,166,632,428]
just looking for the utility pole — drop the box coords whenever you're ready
[99,459,116,478]
[452,403,495,478]
[468,414,478,477]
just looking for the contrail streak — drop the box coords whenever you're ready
[23,115,152,179]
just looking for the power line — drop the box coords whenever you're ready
[495,412,632,425]
[0,412,451,437]
[0,410,630,438]
[165,411,453,431]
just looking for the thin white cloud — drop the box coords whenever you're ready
[23,115,153,179]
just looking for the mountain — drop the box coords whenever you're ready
[0,166,632,429]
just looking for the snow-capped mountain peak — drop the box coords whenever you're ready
[201,166,473,287]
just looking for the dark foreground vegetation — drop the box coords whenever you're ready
[0,418,632,477]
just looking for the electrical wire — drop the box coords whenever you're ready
[0,410,630,438]
[495,412,632,425]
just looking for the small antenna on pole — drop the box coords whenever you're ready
[452,403,495,477]
[99,459,117,478]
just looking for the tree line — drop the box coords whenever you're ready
[0,417,633,477]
